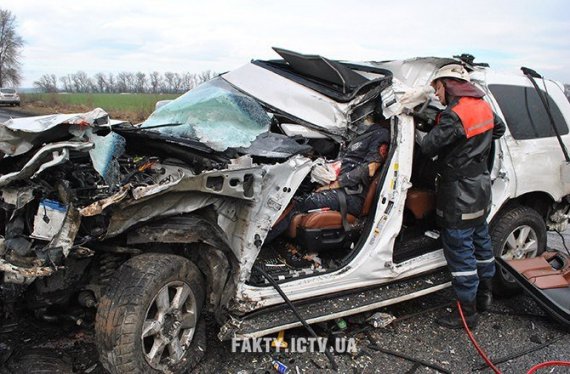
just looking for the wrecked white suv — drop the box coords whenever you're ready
[1,48,570,373]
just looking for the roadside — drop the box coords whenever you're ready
[1,280,569,373]
[9,92,177,124]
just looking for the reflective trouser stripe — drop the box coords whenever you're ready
[476,257,495,264]
[451,270,478,277]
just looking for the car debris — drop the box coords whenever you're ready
[366,312,396,328]
[2,48,570,373]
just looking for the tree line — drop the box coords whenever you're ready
[33,70,217,94]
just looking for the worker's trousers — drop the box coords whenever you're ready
[441,222,495,303]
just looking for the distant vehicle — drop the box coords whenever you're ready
[0,88,20,106]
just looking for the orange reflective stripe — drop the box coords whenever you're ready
[451,97,494,139]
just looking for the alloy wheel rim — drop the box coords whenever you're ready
[142,281,197,371]
[500,224,538,282]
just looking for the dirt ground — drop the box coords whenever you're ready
[1,260,570,373]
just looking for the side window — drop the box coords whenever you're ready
[488,84,569,140]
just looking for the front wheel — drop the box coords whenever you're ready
[95,253,206,373]
[490,205,547,295]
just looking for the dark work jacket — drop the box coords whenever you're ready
[338,124,390,194]
[419,97,506,228]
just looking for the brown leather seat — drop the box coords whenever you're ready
[509,253,570,290]
[405,188,436,219]
[288,173,381,238]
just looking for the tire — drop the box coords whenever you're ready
[490,205,547,295]
[95,253,206,373]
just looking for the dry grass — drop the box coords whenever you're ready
[19,93,180,123]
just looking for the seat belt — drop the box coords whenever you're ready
[336,189,351,232]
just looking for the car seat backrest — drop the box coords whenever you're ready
[360,172,381,217]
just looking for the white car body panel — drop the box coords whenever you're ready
[484,71,570,202]
[223,63,349,135]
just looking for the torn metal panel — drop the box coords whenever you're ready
[1,188,34,209]
[370,57,456,87]
[3,271,36,285]
[197,248,231,313]
[105,192,219,237]
[131,168,185,200]
[126,215,232,251]
[0,142,94,188]
[171,166,264,200]
[3,108,109,133]
[238,132,312,159]
[47,206,81,258]
[0,108,109,156]
[223,63,349,136]
[87,131,126,187]
[216,155,313,285]
[0,258,56,278]
[141,77,271,151]
[79,184,131,217]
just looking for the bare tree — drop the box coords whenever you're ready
[197,70,216,85]
[0,9,24,87]
[149,71,162,93]
[59,75,72,92]
[71,71,93,93]
[34,74,58,92]
[116,72,130,93]
[135,72,147,93]
[163,72,175,93]
[107,73,115,93]
[94,72,107,93]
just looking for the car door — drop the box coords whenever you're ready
[486,75,570,202]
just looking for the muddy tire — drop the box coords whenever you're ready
[490,205,547,296]
[95,253,206,374]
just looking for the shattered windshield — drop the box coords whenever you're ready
[141,77,271,151]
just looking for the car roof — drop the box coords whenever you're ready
[253,47,393,102]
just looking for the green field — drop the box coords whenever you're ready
[22,92,181,122]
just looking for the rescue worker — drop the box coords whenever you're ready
[417,64,505,329]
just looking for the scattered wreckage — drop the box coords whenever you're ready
[1,48,570,373]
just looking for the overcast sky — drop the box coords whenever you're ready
[6,0,570,87]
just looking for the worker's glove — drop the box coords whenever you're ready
[399,85,435,109]
[413,105,441,132]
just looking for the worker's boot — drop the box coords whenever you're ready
[436,301,478,330]
[476,278,493,312]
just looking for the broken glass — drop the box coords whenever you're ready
[88,131,126,189]
[141,78,271,151]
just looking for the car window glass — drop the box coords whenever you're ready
[141,77,271,151]
[1,89,16,94]
[489,84,569,140]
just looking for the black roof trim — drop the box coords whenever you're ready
[253,49,393,102]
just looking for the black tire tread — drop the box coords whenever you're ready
[95,253,205,374]
[490,205,547,295]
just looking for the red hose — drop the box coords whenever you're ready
[457,301,570,374]
[526,361,570,374]
[457,301,501,374]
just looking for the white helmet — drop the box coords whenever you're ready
[432,64,470,83]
